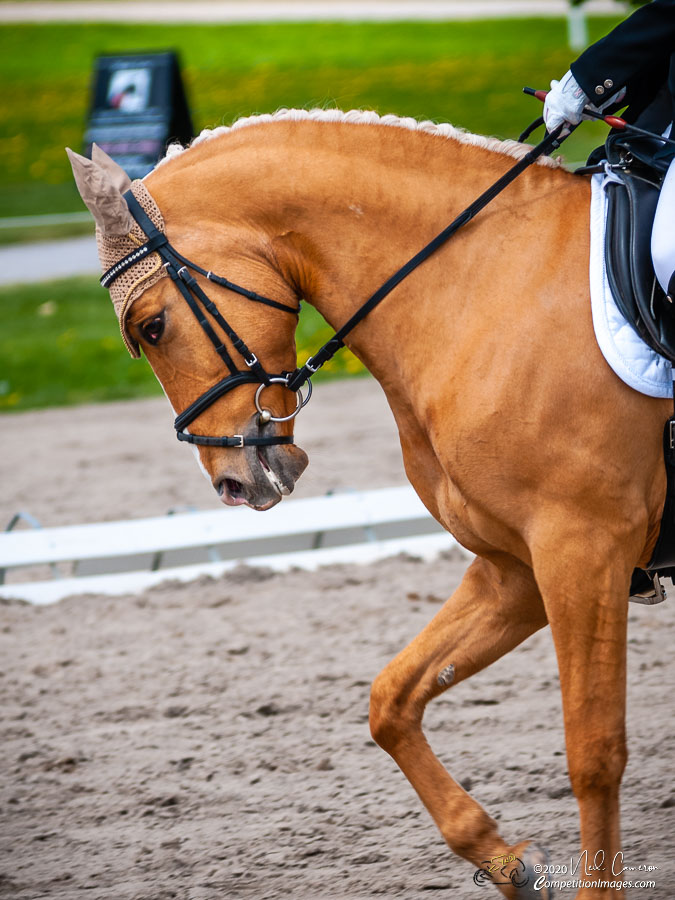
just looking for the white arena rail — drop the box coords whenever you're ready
[0,486,471,605]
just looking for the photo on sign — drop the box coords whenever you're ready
[106,68,151,113]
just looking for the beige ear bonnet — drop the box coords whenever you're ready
[96,180,169,357]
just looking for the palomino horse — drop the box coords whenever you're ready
[68,109,668,899]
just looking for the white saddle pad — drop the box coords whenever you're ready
[589,172,672,398]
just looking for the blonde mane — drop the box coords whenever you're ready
[156,107,563,171]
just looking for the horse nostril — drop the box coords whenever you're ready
[228,478,244,499]
[220,478,245,501]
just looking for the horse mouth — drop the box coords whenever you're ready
[216,455,287,509]
[218,473,280,510]
[257,448,292,496]
[218,477,254,507]
[216,443,308,511]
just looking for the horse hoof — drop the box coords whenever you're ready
[513,844,554,899]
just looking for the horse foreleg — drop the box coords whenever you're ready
[369,554,549,898]
[535,539,631,900]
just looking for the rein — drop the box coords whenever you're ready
[288,125,564,392]
[101,124,564,449]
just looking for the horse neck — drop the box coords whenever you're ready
[151,120,579,404]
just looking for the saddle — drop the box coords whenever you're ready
[602,133,675,362]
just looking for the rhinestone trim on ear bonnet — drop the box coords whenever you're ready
[96,180,168,357]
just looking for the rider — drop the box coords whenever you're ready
[543,0,675,301]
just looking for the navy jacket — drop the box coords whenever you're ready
[570,0,675,124]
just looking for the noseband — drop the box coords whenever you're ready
[101,125,563,451]
[102,190,309,449]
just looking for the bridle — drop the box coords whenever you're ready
[103,190,309,450]
[101,124,563,451]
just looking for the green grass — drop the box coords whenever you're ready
[0,220,93,246]
[0,18,623,219]
[0,17,628,411]
[0,276,366,412]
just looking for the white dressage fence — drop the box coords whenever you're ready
[0,486,471,605]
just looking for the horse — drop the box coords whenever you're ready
[67,108,669,899]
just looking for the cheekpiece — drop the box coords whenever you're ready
[96,180,168,357]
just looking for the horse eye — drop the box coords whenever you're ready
[141,314,165,345]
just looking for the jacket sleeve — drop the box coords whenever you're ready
[570,0,675,102]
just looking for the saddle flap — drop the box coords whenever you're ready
[627,171,675,361]
[624,174,668,340]
[603,146,675,363]
[604,179,648,339]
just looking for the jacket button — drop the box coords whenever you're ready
[604,78,614,89]
[595,84,605,95]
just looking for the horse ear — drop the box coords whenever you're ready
[66,147,134,236]
[91,143,132,194]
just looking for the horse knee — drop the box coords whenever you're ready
[567,735,628,798]
[369,666,422,753]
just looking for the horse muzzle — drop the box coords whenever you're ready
[215,425,308,510]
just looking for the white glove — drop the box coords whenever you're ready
[543,70,588,136]
[544,69,628,137]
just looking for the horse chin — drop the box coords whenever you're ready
[217,442,308,511]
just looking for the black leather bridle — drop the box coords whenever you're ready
[102,190,308,449]
[101,125,563,451]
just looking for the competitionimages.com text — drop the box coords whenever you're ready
[533,877,656,891]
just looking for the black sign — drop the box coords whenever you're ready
[85,51,193,179]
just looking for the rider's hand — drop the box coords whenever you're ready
[543,70,588,136]
[544,69,627,137]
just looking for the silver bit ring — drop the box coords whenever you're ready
[254,377,312,423]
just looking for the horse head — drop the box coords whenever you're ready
[67,145,308,510]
